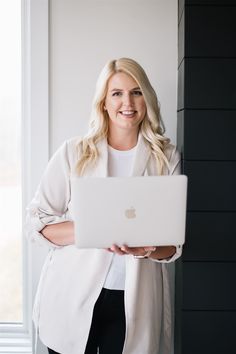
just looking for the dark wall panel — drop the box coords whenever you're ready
[183,212,236,261]
[178,58,236,110]
[184,212,236,261]
[182,262,236,309]
[182,311,236,354]
[184,161,236,211]
[177,2,236,354]
[185,6,236,57]
[178,110,236,161]
[184,0,236,4]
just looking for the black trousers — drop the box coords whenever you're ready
[48,288,126,354]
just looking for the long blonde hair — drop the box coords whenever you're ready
[76,58,170,175]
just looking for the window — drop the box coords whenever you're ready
[0,0,23,325]
[0,1,49,352]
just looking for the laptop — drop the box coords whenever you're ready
[71,175,187,248]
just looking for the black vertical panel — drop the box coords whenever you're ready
[185,6,236,57]
[182,312,236,354]
[183,212,236,261]
[177,58,236,110]
[184,161,236,211]
[176,1,236,354]
[182,262,236,310]
[178,110,236,161]
[184,58,236,109]
[185,0,236,4]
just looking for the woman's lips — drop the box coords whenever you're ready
[119,110,137,118]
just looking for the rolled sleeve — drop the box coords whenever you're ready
[150,245,183,264]
[25,198,72,249]
[25,140,74,248]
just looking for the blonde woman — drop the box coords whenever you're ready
[26,58,182,354]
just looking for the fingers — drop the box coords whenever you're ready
[120,245,143,256]
[109,244,127,255]
[105,244,142,256]
[105,245,157,257]
[122,245,149,257]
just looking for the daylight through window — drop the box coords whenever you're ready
[0,0,23,323]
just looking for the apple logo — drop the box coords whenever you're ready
[125,207,136,219]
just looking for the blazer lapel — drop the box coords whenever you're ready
[96,138,109,177]
[131,134,152,177]
[85,138,108,177]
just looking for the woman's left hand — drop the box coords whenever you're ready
[106,244,176,259]
[106,244,155,257]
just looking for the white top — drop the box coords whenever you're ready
[103,144,137,290]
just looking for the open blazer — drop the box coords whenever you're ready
[26,134,182,354]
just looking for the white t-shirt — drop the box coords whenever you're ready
[103,144,136,290]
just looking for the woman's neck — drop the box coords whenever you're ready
[108,129,139,151]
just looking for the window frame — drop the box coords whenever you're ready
[0,0,49,352]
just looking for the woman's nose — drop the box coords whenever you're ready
[122,93,133,107]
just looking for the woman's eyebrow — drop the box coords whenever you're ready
[110,87,141,92]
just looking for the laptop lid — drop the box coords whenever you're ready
[71,175,187,248]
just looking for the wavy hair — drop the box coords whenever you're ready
[76,57,170,175]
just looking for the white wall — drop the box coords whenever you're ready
[49,0,178,153]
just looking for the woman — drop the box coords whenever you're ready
[26,57,182,354]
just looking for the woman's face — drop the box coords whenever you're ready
[104,72,147,135]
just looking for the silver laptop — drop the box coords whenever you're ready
[71,175,187,248]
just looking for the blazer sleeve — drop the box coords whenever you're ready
[152,146,183,263]
[25,140,73,248]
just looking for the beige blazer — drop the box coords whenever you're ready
[26,134,182,354]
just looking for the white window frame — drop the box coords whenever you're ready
[0,0,49,352]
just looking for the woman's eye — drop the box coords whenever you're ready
[112,91,122,97]
[132,90,142,96]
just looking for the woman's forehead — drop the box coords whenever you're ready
[107,72,139,90]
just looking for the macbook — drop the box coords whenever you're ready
[71,175,187,248]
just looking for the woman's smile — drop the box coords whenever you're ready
[118,110,137,118]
